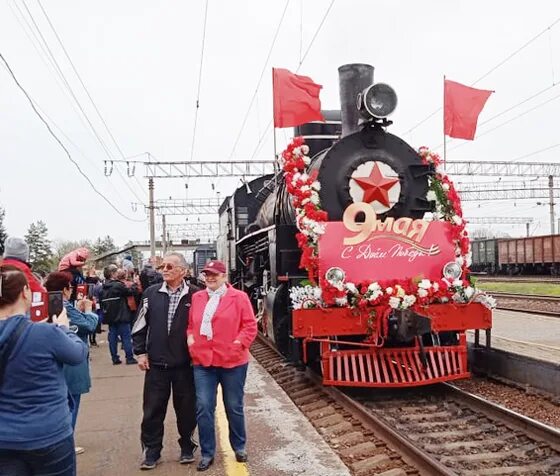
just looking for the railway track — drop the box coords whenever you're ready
[476,276,560,285]
[491,292,560,317]
[252,335,560,475]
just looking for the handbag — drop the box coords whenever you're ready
[0,319,31,388]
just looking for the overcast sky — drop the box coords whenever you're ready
[1,0,560,248]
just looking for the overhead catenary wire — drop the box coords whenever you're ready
[228,0,291,161]
[446,88,560,152]
[0,52,145,222]
[249,0,337,161]
[189,0,209,162]
[7,0,141,209]
[402,14,560,136]
[18,0,148,205]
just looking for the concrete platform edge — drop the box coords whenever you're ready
[469,343,560,396]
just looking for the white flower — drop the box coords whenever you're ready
[464,286,475,299]
[345,282,358,294]
[432,282,439,291]
[300,173,309,181]
[301,198,310,205]
[442,183,450,191]
[310,192,320,205]
[452,278,463,287]
[303,156,311,165]
[418,288,428,298]
[293,146,301,155]
[300,185,310,192]
[312,181,321,191]
[474,293,497,309]
[452,215,463,226]
[335,296,348,306]
[301,145,310,154]
[396,285,406,298]
[385,286,394,295]
[389,296,401,309]
[418,279,431,290]
[426,190,437,201]
[465,252,473,267]
[368,282,381,292]
[367,290,383,302]
[455,256,465,267]
[402,295,417,308]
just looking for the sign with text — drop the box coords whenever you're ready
[318,203,457,283]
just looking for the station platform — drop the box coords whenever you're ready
[467,309,560,364]
[76,341,350,476]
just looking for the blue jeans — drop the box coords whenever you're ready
[108,322,134,362]
[0,434,76,476]
[193,364,248,459]
[69,393,81,430]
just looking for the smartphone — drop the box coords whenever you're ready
[47,291,64,323]
[75,284,87,301]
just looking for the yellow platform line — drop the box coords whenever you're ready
[216,387,250,476]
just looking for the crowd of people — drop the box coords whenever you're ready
[0,238,257,475]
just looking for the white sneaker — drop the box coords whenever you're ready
[75,447,85,455]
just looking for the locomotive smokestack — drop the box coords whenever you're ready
[338,63,374,137]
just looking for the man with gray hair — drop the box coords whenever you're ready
[132,252,198,470]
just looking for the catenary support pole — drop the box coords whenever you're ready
[162,214,167,254]
[526,222,530,237]
[148,177,156,257]
[549,175,555,234]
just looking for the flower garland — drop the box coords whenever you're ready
[284,140,496,321]
[282,137,328,282]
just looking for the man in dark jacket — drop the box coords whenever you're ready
[100,264,139,365]
[139,261,163,291]
[132,252,197,470]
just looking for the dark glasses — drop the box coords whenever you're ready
[158,263,184,271]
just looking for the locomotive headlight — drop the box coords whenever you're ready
[443,261,462,281]
[357,83,398,119]
[325,267,345,286]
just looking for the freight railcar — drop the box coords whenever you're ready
[218,63,493,388]
[471,235,560,275]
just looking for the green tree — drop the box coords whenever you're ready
[0,207,7,255]
[25,221,53,274]
[91,235,117,257]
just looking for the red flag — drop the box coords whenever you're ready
[273,68,324,128]
[444,79,493,140]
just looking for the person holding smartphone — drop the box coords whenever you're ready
[45,272,98,456]
[0,264,88,476]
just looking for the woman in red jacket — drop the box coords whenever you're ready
[186,260,257,472]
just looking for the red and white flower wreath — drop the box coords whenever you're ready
[282,138,496,316]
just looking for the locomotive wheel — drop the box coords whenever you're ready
[315,126,432,220]
[271,284,291,357]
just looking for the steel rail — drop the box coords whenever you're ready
[444,383,560,451]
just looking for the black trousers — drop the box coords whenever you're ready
[141,365,197,457]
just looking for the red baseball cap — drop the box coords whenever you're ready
[202,260,227,274]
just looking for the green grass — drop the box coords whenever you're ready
[477,282,560,297]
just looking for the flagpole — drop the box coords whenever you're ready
[443,74,447,170]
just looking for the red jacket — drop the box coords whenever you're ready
[1,258,46,294]
[187,285,257,368]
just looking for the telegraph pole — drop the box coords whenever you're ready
[549,175,555,235]
[162,214,167,254]
[148,178,156,257]
[526,222,530,237]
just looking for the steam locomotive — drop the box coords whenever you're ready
[217,63,492,388]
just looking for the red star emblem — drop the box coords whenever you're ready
[352,162,399,207]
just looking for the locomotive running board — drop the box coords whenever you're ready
[321,343,469,388]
